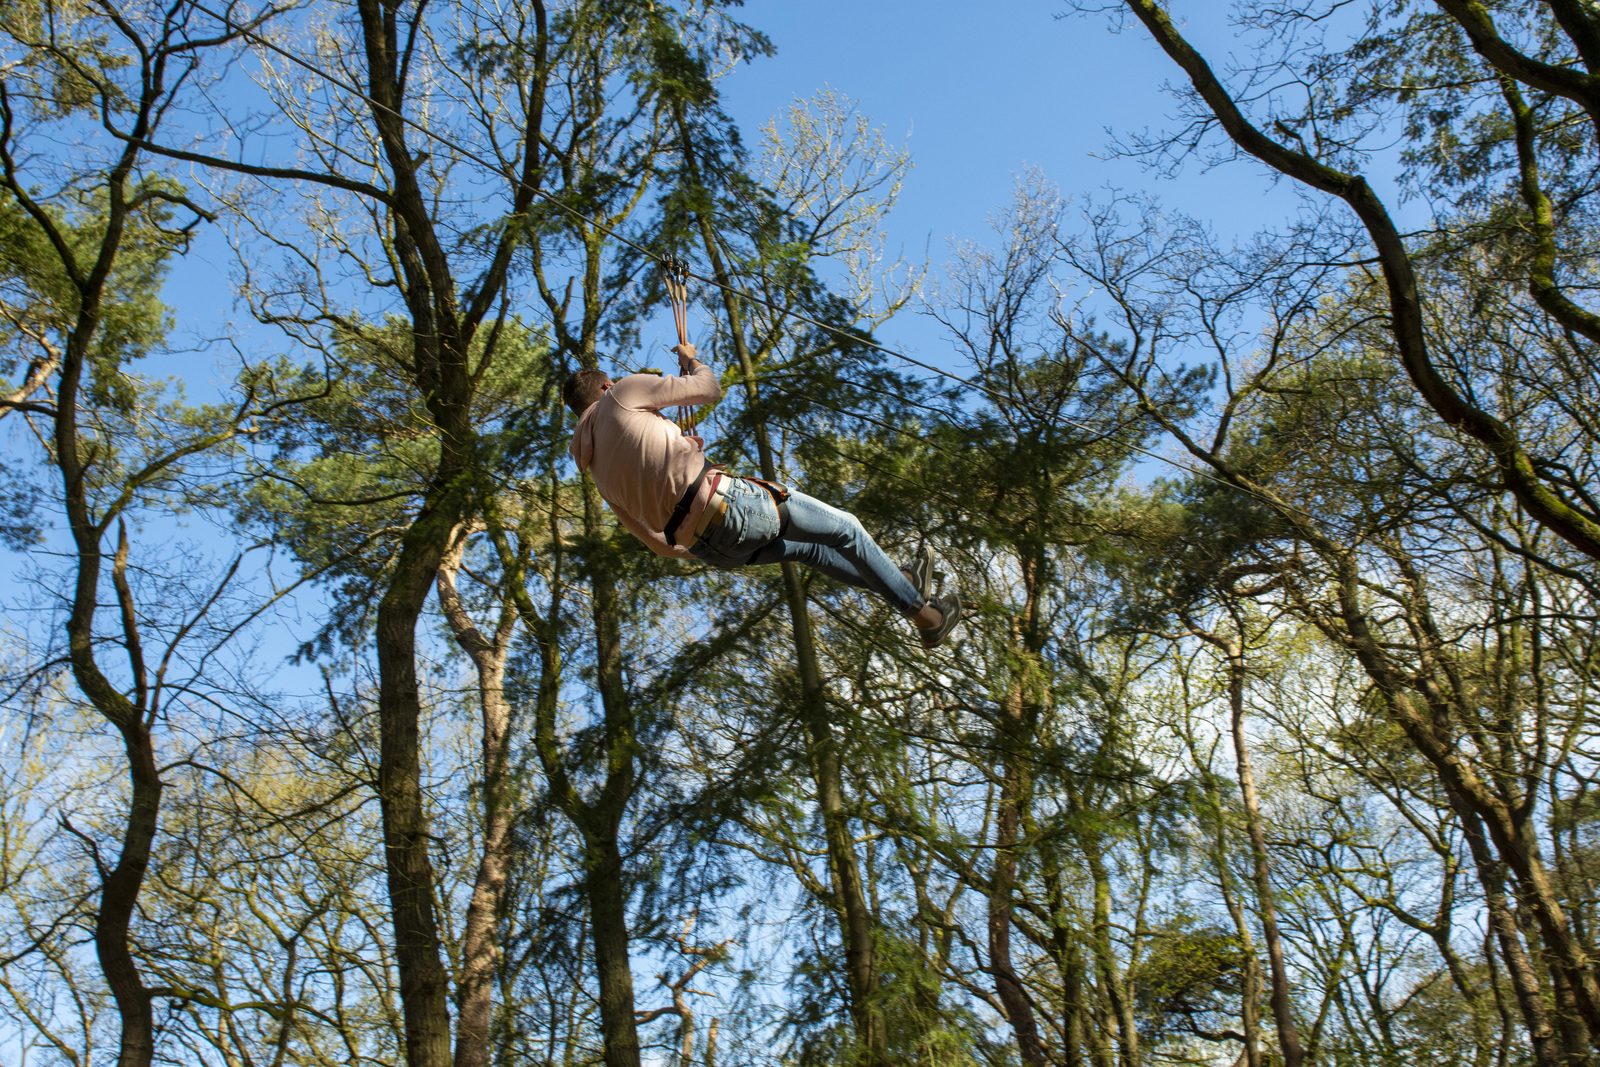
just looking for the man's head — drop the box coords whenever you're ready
[562,368,612,415]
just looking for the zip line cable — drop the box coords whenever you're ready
[180,2,1370,536]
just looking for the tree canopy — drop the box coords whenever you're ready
[5,1,1600,1065]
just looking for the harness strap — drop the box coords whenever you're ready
[667,470,791,549]
[664,459,715,547]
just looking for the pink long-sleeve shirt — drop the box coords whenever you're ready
[569,362,722,558]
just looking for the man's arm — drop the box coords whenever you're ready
[612,342,720,409]
[610,500,692,559]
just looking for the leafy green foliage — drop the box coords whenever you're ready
[237,315,552,644]
[1134,919,1248,1044]
[0,188,177,403]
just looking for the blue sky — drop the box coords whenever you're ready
[703,0,1334,387]
[719,2,1299,273]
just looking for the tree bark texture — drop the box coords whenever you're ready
[989,622,1048,1065]
[437,541,518,1067]
[375,516,459,1067]
[1459,802,1562,1066]
[49,115,162,1067]
[586,829,642,1067]
[1083,842,1139,1067]
[62,360,160,1067]
[1214,629,1305,1067]
[350,0,504,1059]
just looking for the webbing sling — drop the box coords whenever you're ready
[663,458,714,547]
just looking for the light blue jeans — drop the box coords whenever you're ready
[688,477,925,616]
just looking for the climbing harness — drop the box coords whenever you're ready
[664,457,717,547]
[662,255,702,436]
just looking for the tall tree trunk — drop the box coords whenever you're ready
[1082,842,1139,1067]
[1046,860,1089,1067]
[1214,630,1304,1067]
[95,723,161,1067]
[352,0,487,1057]
[578,480,645,1067]
[1459,806,1561,1067]
[58,238,159,1067]
[586,826,642,1067]
[1547,957,1591,1067]
[437,538,518,1067]
[990,625,1047,1066]
[1062,941,1091,1067]
[375,508,460,1067]
[1194,730,1262,1067]
[676,109,887,1063]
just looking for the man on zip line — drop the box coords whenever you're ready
[564,342,962,647]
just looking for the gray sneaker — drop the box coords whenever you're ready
[918,592,962,649]
[903,542,935,604]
